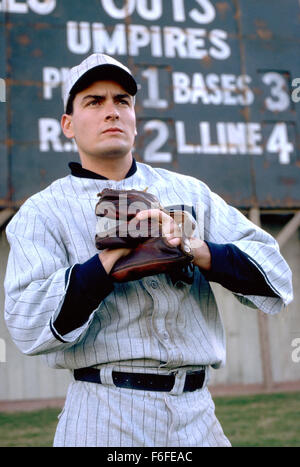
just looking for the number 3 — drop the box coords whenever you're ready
[262,72,290,112]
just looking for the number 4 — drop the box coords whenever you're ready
[266,123,294,164]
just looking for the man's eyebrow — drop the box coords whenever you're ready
[81,93,131,102]
[81,94,104,103]
[114,93,131,100]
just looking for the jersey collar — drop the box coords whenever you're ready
[69,158,137,180]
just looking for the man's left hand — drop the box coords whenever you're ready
[135,209,211,271]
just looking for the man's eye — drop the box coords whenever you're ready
[88,100,99,106]
[86,98,104,107]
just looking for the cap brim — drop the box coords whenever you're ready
[69,64,138,98]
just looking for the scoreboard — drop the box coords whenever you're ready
[0,0,299,208]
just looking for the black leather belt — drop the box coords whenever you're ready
[74,367,205,392]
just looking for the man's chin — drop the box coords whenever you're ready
[93,146,132,159]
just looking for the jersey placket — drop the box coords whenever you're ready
[143,275,185,370]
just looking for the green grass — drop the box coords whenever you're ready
[0,408,60,447]
[0,392,299,447]
[214,391,300,447]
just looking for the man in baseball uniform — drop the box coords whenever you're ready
[4,54,293,447]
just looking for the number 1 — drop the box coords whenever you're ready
[142,68,168,109]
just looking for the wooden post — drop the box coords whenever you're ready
[0,209,15,230]
[249,207,273,392]
[276,211,300,248]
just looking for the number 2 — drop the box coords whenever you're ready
[143,120,172,163]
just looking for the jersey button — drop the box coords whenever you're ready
[150,280,158,289]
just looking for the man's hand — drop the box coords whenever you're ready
[189,237,211,271]
[135,208,181,246]
[99,248,131,275]
[136,209,212,271]
[98,208,182,276]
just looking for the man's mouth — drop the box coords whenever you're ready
[102,128,123,134]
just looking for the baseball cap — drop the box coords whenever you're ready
[63,53,138,111]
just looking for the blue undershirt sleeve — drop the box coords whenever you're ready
[53,254,114,336]
[202,242,279,297]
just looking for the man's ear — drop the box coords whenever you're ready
[61,114,74,139]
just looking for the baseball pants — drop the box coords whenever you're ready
[53,368,231,447]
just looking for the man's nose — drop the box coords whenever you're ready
[104,104,120,120]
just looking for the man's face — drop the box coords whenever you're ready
[62,80,137,161]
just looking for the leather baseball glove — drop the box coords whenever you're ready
[95,188,195,282]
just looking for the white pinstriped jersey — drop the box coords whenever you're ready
[4,162,293,374]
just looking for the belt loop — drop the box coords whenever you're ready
[203,366,209,387]
[99,367,114,386]
[169,370,186,395]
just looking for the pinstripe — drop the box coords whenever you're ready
[123,286,134,360]
[91,313,102,364]
[101,301,113,362]
[134,282,148,357]
[185,290,219,362]
[63,381,74,446]
[170,396,188,446]
[118,380,123,446]
[74,384,85,447]
[94,383,100,446]
[107,385,112,446]
[4,161,292,447]
[83,384,89,446]
[185,394,202,446]
[112,288,123,361]
[129,387,134,446]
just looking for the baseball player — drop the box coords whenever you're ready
[4,54,293,447]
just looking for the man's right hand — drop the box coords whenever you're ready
[98,248,131,275]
